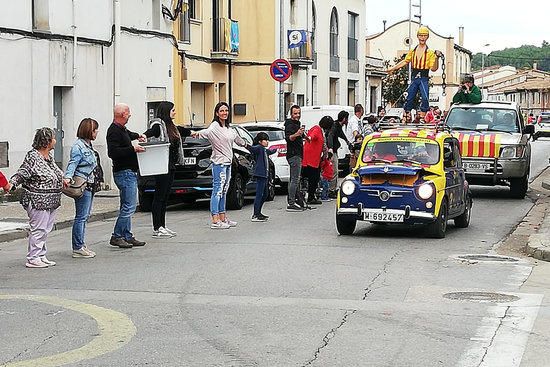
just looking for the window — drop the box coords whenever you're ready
[180,0,191,43]
[330,8,339,72]
[347,12,358,60]
[152,0,160,30]
[312,76,318,105]
[312,2,317,69]
[290,0,297,26]
[32,0,50,32]
[189,0,198,20]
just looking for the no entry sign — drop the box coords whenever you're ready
[270,59,293,82]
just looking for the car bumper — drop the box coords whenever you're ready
[337,206,435,223]
[140,177,213,196]
[462,157,528,183]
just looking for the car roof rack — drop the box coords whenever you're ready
[377,122,452,134]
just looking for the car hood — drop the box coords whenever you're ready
[357,164,439,178]
[451,131,521,158]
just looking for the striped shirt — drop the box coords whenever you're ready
[405,46,437,70]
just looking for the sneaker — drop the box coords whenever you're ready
[321,198,333,202]
[83,246,96,256]
[307,199,323,205]
[39,257,56,266]
[286,203,303,212]
[251,215,267,222]
[258,214,269,221]
[304,205,317,210]
[259,213,269,219]
[73,248,95,258]
[152,227,173,239]
[223,219,238,227]
[211,221,230,229]
[110,236,133,248]
[25,258,49,268]
[126,237,146,247]
[163,227,177,236]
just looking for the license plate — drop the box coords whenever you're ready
[463,162,490,172]
[364,212,404,222]
[183,157,196,166]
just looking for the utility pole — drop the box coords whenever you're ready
[279,0,285,121]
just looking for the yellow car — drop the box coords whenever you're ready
[336,128,472,238]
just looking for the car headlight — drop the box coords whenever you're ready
[341,180,356,196]
[500,145,524,159]
[417,183,434,200]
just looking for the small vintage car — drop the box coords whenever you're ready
[336,128,472,238]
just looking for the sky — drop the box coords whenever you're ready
[365,0,549,53]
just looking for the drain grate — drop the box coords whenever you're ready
[443,291,520,303]
[456,254,520,263]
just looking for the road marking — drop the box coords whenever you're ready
[0,294,136,367]
[457,292,543,367]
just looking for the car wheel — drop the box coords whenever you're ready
[336,214,356,235]
[266,168,275,202]
[454,193,472,228]
[138,192,153,212]
[226,172,245,210]
[427,199,447,238]
[510,175,528,199]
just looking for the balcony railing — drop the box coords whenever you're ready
[212,17,239,60]
[330,55,340,72]
[287,30,313,66]
[348,59,359,73]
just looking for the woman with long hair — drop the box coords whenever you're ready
[144,101,191,238]
[193,102,246,229]
[64,118,100,258]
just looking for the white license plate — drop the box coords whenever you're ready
[463,162,490,172]
[364,212,404,222]
[183,157,196,166]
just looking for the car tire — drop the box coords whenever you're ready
[336,214,357,235]
[266,168,275,202]
[138,192,153,212]
[427,199,447,238]
[454,193,472,228]
[510,175,528,199]
[226,172,245,210]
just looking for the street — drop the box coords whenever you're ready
[1,140,550,367]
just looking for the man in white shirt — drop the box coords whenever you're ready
[345,104,363,142]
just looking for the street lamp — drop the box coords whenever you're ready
[481,43,490,99]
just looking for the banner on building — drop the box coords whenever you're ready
[288,30,307,49]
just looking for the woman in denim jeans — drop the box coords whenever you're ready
[64,118,99,258]
[193,102,246,229]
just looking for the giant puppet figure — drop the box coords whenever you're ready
[386,26,443,121]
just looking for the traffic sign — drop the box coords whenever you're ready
[270,59,293,83]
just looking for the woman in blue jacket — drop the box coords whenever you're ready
[64,118,99,259]
[248,132,276,222]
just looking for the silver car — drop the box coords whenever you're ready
[445,101,535,198]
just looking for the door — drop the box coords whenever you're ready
[191,82,206,125]
[53,87,64,168]
[443,138,462,215]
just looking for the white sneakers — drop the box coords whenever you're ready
[26,257,55,268]
[210,221,231,229]
[152,226,177,238]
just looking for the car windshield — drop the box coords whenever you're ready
[446,107,520,133]
[245,128,285,141]
[362,138,440,165]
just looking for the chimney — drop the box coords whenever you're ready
[458,26,464,46]
[383,20,387,31]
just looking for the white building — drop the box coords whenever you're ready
[279,0,366,116]
[0,0,175,183]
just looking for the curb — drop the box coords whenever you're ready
[525,232,550,262]
[0,210,119,244]
[542,181,550,191]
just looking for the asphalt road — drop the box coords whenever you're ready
[1,140,549,367]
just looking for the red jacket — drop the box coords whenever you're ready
[302,125,324,168]
[0,171,8,188]
[320,159,334,180]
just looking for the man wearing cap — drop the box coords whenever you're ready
[452,74,482,105]
[386,26,442,121]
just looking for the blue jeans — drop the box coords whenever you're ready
[253,177,268,216]
[113,169,138,240]
[404,76,430,112]
[72,189,93,250]
[320,178,330,200]
[211,164,231,215]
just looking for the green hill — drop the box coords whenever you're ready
[472,41,550,71]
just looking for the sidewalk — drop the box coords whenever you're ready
[525,176,550,261]
[0,190,121,243]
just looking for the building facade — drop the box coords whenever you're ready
[366,20,472,111]
[0,0,175,181]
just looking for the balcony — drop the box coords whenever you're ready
[287,30,313,66]
[330,55,340,72]
[212,17,239,60]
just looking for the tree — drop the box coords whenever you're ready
[471,42,550,71]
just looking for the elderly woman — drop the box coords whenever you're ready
[10,127,63,268]
[64,118,99,258]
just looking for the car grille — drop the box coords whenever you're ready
[361,174,418,187]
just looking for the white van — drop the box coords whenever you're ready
[299,105,355,174]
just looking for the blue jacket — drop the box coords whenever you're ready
[65,139,97,181]
[248,144,276,178]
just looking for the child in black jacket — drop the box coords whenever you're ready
[248,132,277,222]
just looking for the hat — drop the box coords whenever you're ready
[417,26,430,36]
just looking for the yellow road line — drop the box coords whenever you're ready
[0,294,136,367]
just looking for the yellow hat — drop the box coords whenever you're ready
[417,26,430,36]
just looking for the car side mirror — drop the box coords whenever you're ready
[524,124,535,135]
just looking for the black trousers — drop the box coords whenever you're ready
[301,165,321,202]
[152,170,175,230]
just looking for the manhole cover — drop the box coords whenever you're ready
[456,254,520,262]
[443,292,520,303]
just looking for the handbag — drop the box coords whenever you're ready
[62,176,88,199]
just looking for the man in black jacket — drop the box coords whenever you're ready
[284,105,306,211]
[106,103,147,248]
[327,110,351,197]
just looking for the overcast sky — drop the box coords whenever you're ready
[365,0,549,53]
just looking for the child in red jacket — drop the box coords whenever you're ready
[319,158,334,201]
[0,171,12,192]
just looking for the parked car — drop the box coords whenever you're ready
[534,113,550,140]
[138,125,275,211]
[336,127,472,238]
[445,101,535,199]
[240,121,290,188]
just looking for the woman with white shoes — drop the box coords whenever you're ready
[144,101,191,238]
